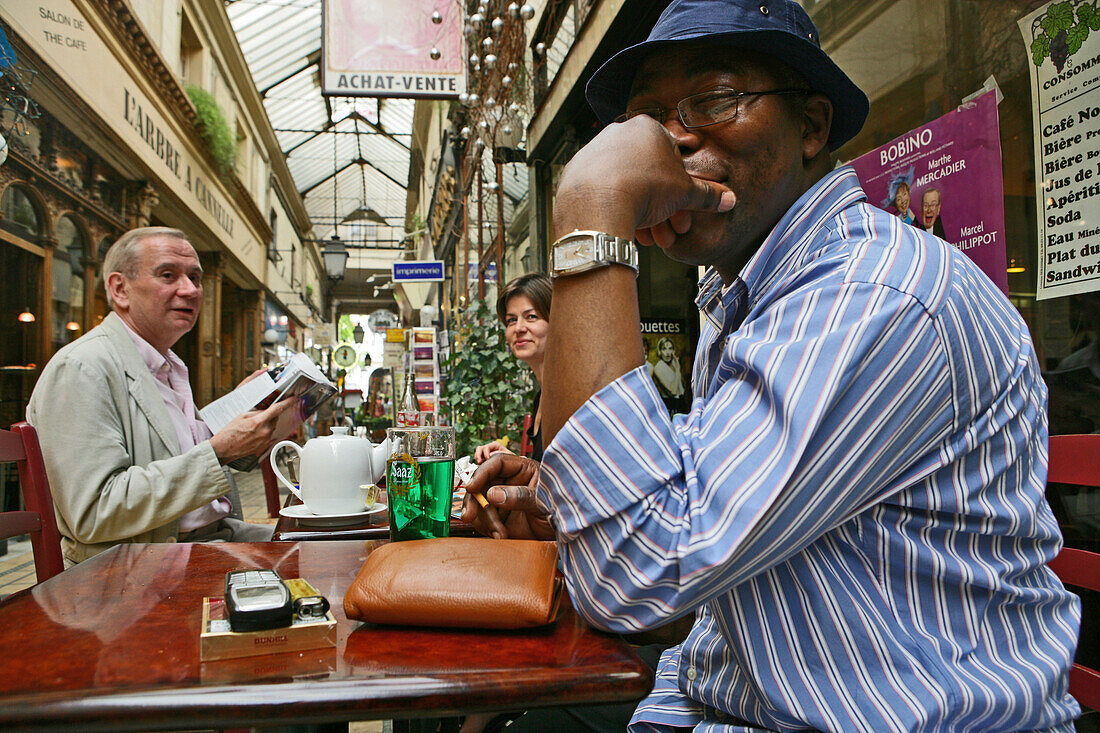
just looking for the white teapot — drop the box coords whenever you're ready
[270,427,391,515]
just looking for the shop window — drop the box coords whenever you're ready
[268,209,280,262]
[532,0,581,106]
[0,184,43,241]
[0,245,41,427]
[55,213,78,251]
[92,236,113,325]
[53,215,87,350]
[180,11,205,88]
[236,119,251,184]
[804,1,1100,555]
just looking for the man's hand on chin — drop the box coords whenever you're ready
[552,116,734,241]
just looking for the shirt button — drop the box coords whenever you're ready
[686,666,697,681]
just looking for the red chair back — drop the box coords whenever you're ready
[260,457,283,518]
[0,422,64,584]
[1048,434,1100,487]
[1046,434,1100,712]
[520,414,533,458]
[1048,547,1100,712]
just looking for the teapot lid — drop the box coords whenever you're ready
[329,426,350,437]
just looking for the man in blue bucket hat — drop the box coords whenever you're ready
[464,1,1079,730]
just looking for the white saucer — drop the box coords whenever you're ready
[279,503,386,527]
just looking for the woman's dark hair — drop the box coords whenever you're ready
[496,273,552,323]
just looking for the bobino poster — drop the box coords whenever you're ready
[850,90,1008,294]
[641,321,692,416]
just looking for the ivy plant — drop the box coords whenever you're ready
[443,300,533,457]
[185,85,237,176]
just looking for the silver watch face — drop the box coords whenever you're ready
[554,236,596,272]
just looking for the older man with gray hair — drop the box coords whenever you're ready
[28,227,292,565]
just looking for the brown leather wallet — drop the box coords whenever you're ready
[343,538,563,629]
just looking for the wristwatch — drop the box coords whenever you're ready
[550,230,638,279]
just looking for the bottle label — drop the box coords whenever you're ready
[397,410,420,427]
[387,453,420,499]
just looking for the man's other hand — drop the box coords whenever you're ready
[461,453,554,541]
[209,398,297,463]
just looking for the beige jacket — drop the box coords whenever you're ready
[26,313,231,565]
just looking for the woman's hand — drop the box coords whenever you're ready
[474,439,513,464]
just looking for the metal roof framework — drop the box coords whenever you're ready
[226,0,414,254]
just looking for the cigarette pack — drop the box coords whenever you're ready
[199,579,337,662]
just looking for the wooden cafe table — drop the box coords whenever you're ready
[0,540,653,732]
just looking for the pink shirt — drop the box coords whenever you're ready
[120,319,231,531]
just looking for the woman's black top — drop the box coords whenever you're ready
[527,391,543,461]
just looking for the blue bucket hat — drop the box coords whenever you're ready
[585,0,869,150]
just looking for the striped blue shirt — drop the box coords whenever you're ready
[539,167,1081,732]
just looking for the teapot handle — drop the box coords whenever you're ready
[269,441,304,501]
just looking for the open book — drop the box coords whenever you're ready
[200,352,337,470]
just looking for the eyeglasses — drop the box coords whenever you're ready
[615,87,811,129]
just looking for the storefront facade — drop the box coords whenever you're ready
[0,0,321,416]
[799,0,1096,435]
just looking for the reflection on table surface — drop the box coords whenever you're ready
[273,492,477,541]
[0,540,651,731]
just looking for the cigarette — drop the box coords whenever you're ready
[470,491,490,508]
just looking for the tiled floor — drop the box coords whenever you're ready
[0,535,34,596]
[0,470,389,732]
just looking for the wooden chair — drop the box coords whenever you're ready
[1048,434,1100,488]
[520,414,533,458]
[1046,434,1100,712]
[260,457,283,518]
[0,422,64,584]
[1049,546,1100,712]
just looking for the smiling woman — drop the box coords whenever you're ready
[469,274,552,464]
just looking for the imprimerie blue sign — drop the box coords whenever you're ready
[392,260,445,282]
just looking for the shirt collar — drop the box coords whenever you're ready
[696,270,748,333]
[695,166,866,322]
[117,317,185,377]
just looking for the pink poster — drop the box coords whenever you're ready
[322,0,465,98]
[849,91,1008,294]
